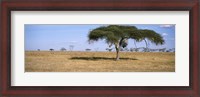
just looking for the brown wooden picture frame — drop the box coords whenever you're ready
[0,0,199,97]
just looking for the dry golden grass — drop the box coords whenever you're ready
[25,51,175,72]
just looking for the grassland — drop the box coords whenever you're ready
[25,51,175,72]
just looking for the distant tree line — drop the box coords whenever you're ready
[36,47,174,52]
[106,47,175,52]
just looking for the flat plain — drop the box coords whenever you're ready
[25,51,175,72]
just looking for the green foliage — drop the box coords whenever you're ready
[89,27,113,43]
[88,25,139,44]
[139,29,165,45]
[88,25,164,46]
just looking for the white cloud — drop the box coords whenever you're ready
[162,33,168,36]
[68,41,78,44]
[160,25,174,28]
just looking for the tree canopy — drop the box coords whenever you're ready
[88,25,164,60]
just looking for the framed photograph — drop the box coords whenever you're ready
[1,0,199,96]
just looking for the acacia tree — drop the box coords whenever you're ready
[60,47,66,51]
[88,25,164,60]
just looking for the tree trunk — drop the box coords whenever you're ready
[116,49,119,60]
[115,45,120,61]
[134,40,137,48]
[144,39,148,52]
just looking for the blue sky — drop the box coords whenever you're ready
[25,24,175,51]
